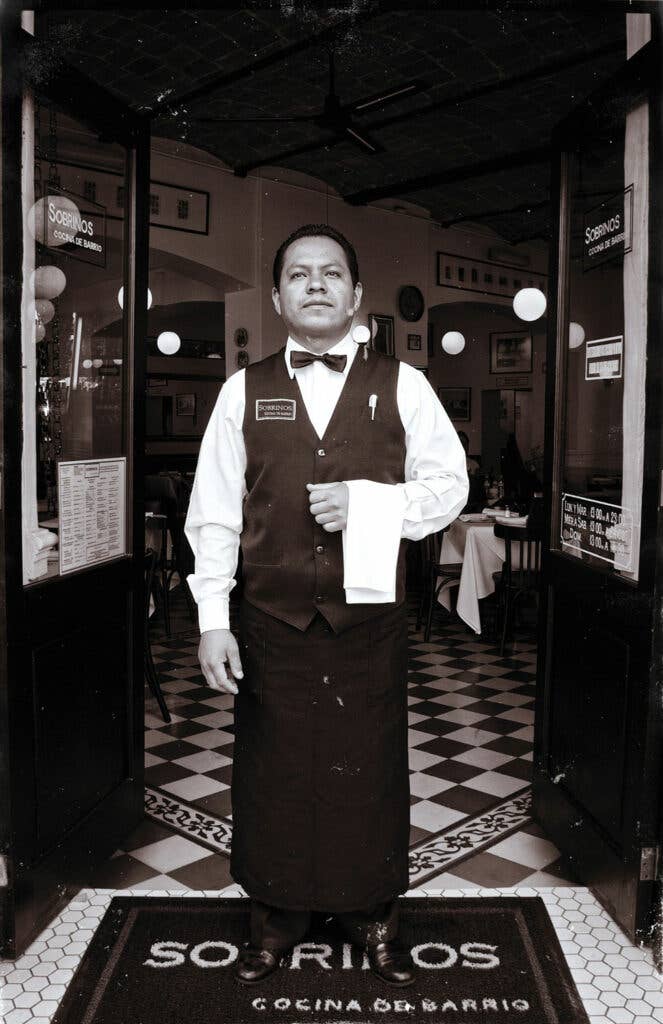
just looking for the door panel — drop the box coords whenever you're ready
[535,42,661,943]
[0,21,149,957]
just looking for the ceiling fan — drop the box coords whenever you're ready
[192,47,427,155]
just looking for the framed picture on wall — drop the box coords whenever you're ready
[368,314,395,356]
[407,333,422,351]
[175,393,196,417]
[489,331,533,374]
[438,386,471,421]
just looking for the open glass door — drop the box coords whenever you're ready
[535,34,662,944]
[0,20,149,956]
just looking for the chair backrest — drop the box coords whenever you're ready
[421,525,450,567]
[494,522,542,591]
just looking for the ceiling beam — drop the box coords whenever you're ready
[230,40,621,178]
[437,199,550,229]
[149,6,380,121]
[343,145,551,205]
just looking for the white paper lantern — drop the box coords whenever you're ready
[157,331,181,355]
[92,358,103,369]
[30,265,66,300]
[352,324,371,345]
[35,322,46,343]
[82,359,93,369]
[441,331,465,355]
[569,321,586,349]
[27,195,81,248]
[513,287,547,322]
[113,358,123,366]
[118,286,152,310]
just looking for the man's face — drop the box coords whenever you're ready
[272,236,362,351]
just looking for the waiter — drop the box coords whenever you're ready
[184,224,468,987]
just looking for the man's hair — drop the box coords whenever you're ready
[272,223,360,289]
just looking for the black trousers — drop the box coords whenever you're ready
[250,896,399,953]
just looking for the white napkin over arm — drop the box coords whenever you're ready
[342,479,408,603]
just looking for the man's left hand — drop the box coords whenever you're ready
[306,481,349,532]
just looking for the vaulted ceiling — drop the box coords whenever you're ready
[35,5,628,244]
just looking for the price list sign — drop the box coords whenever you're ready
[58,457,126,574]
[561,493,632,571]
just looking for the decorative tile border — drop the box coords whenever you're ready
[145,788,233,856]
[146,784,532,887]
[408,790,532,885]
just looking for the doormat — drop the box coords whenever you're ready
[52,896,588,1024]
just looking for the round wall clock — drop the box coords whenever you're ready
[398,285,425,322]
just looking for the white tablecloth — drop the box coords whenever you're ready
[438,519,519,634]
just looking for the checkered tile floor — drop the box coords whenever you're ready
[2,588,661,1024]
[93,586,570,891]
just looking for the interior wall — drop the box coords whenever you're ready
[428,303,547,467]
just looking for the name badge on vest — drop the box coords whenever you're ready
[255,398,296,421]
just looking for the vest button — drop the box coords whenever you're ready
[317,448,326,456]
[315,595,326,603]
[315,545,325,554]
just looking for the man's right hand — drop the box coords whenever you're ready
[198,629,244,695]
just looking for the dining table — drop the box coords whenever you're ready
[438,511,528,634]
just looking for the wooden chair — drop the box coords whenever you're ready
[145,474,196,632]
[144,547,171,723]
[416,527,462,641]
[493,522,543,655]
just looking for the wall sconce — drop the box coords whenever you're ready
[117,286,152,310]
[569,322,586,349]
[157,331,181,355]
[513,287,546,322]
[441,331,465,355]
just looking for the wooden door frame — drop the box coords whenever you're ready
[535,27,663,944]
[0,14,150,956]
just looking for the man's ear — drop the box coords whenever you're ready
[272,286,281,316]
[352,282,363,312]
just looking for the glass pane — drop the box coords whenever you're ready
[21,93,130,583]
[556,94,648,580]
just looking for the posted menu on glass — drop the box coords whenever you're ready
[58,458,126,574]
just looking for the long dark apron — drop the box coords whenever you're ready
[230,599,410,912]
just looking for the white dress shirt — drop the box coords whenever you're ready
[184,331,469,633]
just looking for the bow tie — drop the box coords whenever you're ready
[290,350,347,373]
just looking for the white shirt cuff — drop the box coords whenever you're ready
[342,480,407,603]
[198,596,230,633]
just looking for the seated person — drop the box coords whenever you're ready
[457,431,485,512]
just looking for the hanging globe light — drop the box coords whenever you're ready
[117,286,152,310]
[35,322,46,343]
[82,359,93,369]
[157,331,181,355]
[513,287,547,322]
[30,265,66,300]
[27,195,82,248]
[92,358,103,369]
[569,322,586,349]
[441,331,465,355]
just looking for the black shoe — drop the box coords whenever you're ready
[234,944,281,985]
[367,940,416,987]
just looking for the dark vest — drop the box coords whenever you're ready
[241,347,407,633]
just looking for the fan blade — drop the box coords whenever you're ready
[349,80,427,115]
[343,124,384,155]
